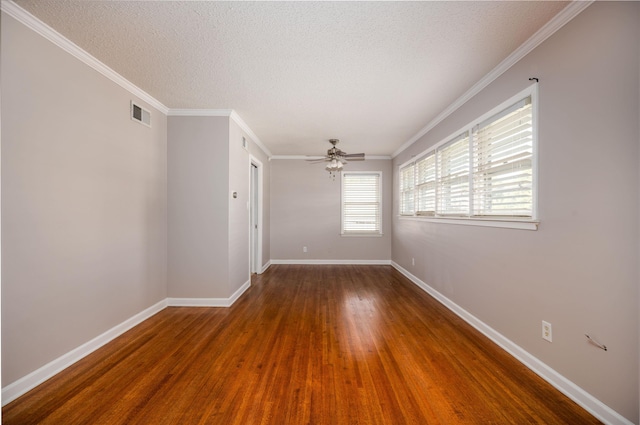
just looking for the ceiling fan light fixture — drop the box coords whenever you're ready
[325,157,344,179]
[325,158,343,172]
[310,138,364,179]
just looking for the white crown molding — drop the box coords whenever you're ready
[167,109,233,117]
[167,109,273,158]
[271,155,391,160]
[1,0,169,115]
[271,155,322,160]
[2,0,276,157]
[392,0,594,159]
[229,111,273,158]
[4,0,592,160]
[390,261,632,425]
[1,299,168,406]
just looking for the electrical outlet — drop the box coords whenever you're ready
[542,321,552,342]
[303,246,307,253]
[412,257,415,266]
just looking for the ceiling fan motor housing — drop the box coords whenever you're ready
[328,139,341,157]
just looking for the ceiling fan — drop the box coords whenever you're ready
[307,139,365,177]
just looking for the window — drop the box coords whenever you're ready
[399,165,415,215]
[473,97,533,217]
[342,172,382,236]
[397,85,536,229]
[416,152,436,216]
[437,133,469,216]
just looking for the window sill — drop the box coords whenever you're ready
[341,233,384,237]
[398,216,538,231]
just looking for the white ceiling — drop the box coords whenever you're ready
[14,0,569,157]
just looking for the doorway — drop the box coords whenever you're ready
[249,157,263,274]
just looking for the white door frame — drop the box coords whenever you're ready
[249,156,263,274]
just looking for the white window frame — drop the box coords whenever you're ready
[415,152,436,216]
[399,164,415,216]
[397,85,538,231]
[436,132,470,217]
[341,171,383,237]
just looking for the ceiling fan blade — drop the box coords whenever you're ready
[343,153,365,160]
[307,141,366,169]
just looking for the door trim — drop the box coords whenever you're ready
[249,156,263,274]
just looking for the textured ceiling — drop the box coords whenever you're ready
[14,1,569,156]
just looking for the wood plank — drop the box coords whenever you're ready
[3,265,600,424]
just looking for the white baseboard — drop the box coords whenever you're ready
[2,280,254,406]
[390,261,632,425]
[260,261,271,274]
[5,265,628,424]
[1,299,168,406]
[270,259,392,265]
[167,279,251,307]
[228,279,251,305]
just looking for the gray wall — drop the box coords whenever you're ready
[167,116,230,298]
[3,2,638,421]
[229,120,271,274]
[1,14,168,385]
[392,3,639,422]
[270,159,392,261]
[228,121,250,292]
[168,116,271,300]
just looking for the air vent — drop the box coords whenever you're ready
[131,101,151,127]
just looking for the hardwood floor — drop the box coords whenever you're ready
[3,265,600,424]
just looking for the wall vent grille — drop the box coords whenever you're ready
[131,101,151,127]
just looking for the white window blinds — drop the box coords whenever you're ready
[342,172,382,235]
[436,133,470,216]
[472,97,533,217]
[398,87,536,225]
[416,153,436,216]
[399,165,415,215]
